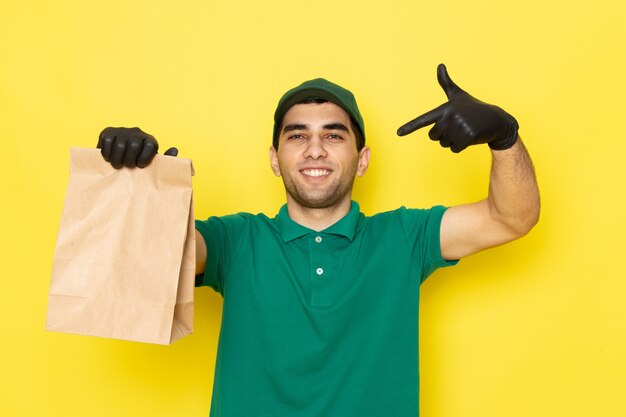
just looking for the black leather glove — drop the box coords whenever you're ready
[397,64,519,153]
[97,127,178,169]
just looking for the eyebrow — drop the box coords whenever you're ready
[283,124,308,133]
[282,123,349,134]
[323,123,349,132]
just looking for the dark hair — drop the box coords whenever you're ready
[275,98,365,151]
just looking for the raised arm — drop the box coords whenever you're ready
[439,139,539,260]
[398,64,540,260]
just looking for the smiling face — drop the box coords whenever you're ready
[270,102,370,212]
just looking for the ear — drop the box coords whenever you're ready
[269,146,281,177]
[356,146,370,177]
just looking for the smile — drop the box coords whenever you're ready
[300,169,332,177]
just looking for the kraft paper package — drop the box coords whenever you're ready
[46,147,195,345]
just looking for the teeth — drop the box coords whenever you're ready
[302,169,331,177]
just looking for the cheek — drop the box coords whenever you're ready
[336,150,360,168]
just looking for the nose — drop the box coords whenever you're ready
[303,136,327,160]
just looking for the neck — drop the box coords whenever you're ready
[285,195,352,231]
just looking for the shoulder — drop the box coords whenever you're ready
[360,205,448,242]
[367,205,448,225]
[195,211,278,236]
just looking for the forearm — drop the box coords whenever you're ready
[486,137,540,236]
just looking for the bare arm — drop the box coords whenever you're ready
[398,65,540,260]
[440,138,540,260]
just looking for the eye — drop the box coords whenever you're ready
[326,133,343,140]
[288,134,306,140]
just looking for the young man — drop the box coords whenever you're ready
[98,64,540,417]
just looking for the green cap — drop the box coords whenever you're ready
[273,78,365,149]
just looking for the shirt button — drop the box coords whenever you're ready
[316,268,324,276]
[315,236,322,243]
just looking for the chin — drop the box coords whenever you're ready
[291,191,346,210]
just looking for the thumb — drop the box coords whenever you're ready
[164,147,178,157]
[437,63,463,99]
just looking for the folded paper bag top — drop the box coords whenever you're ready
[46,147,195,345]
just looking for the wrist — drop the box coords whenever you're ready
[488,112,519,150]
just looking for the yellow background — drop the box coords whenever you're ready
[1,0,625,416]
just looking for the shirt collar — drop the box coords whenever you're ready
[276,201,361,243]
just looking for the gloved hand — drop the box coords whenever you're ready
[397,64,519,153]
[97,127,178,169]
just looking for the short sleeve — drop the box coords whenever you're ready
[194,214,251,294]
[398,205,459,283]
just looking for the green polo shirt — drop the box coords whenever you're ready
[195,202,457,417]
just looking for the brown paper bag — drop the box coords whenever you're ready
[46,147,195,345]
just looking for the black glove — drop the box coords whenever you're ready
[97,127,178,169]
[397,64,519,153]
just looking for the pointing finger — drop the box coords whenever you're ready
[396,103,446,136]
